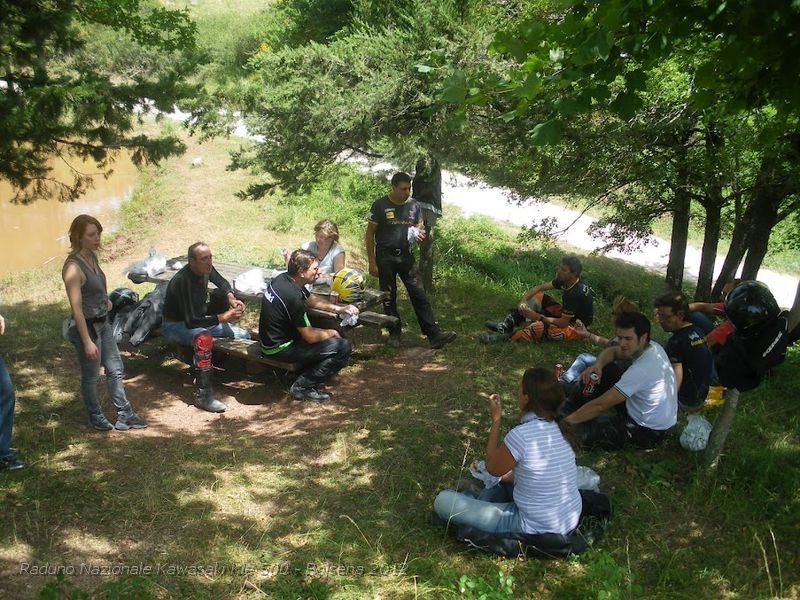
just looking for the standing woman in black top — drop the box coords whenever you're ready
[62,215,147,431]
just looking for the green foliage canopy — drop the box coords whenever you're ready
[0,0,198,203]
[196,0,508,197]
[457,0,800,138]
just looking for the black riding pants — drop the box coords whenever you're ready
[376,251,438,337]
[274,336,352,387]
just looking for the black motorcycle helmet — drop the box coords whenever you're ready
[724,280,780,333]
[109,288,139,313]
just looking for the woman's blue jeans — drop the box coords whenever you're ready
[67,320,132,419]
[434,482,524,535]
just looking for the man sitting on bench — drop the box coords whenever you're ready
[162,242,251,346]
[162,241,251,413]
[259,250,358,404]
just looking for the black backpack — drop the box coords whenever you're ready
[717,314,792,391]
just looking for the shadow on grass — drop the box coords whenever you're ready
[2,263,799,599]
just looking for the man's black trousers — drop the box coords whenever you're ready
[376,251,438,337]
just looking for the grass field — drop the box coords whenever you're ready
[1,128,799,599]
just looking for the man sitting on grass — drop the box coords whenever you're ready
[259,250,359,404]
[481,255,593,344]
[654,291,713,411]
[562,312,677,450]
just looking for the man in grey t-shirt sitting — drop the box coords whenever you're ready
[563,312,678,450]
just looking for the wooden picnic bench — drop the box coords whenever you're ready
[128,255,398,330]
[211,338,300,373]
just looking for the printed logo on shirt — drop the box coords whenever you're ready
[385,210,395,220]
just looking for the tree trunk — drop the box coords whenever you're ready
[695,201,721,300]
[413,155,443,294]
[665,146,691,290]
[712,186,758,298]
[704,388,740,470]
[741,186,783,280]
[695,123,725,301]
[418,225,435,293]
[666,197,690,290]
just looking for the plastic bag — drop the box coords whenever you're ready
[340,313,359,327]
[576,466,600,491]
[469,460,502,488]
[144,246,166,277]
[680,414,713,451]
[127,246,165,281]
[234,268,267,294]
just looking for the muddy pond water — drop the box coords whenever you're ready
[0,158,138,277]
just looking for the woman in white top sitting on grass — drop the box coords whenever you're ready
[301,219,346,284]
[434,367,582,536]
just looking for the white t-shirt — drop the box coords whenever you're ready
[301,240,345,275]
[614,341,678,430]
[503,414,582,535]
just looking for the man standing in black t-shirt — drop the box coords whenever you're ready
[259,250,358,403]
[654,291,712,410]
[366,172,456,349]
[482,255,593,343]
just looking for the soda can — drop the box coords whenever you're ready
[582,372,600,398]
[329,291,339,304]
[554,363,564,379]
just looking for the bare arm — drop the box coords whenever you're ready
[581,345,623,382]
[575,319,610,346]
[483,393,517,477]
[672,362,684,390]
[564,386,627,425]
[366,221,378,277]
[518,282,556,321]
[522,281,554,303]
[297,325,340,344]
[541,313,572,329]
[333,251,346,273]
[306,293,359,317]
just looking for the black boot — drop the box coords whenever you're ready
[484,311,521,334]
[194,368,226,413]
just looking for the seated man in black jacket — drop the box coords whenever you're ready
[259,250,358,403]
[161,242,250,346]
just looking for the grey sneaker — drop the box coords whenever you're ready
[479,332,512,344]
[429,330,457,349]
[115,412,148,431]
[88,414,114,431]
[0,455,25,472]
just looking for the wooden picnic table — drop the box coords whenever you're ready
[128,256,396,329]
